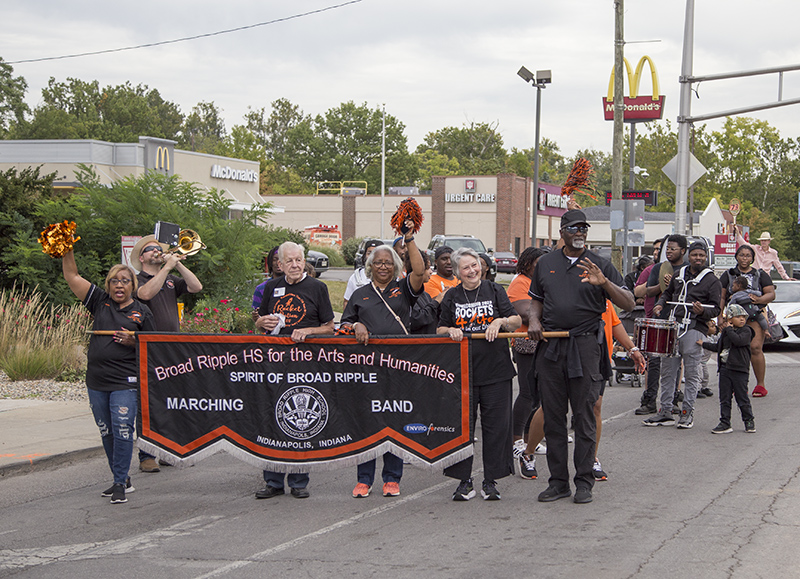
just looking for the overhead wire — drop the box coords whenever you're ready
[7,0,363,65]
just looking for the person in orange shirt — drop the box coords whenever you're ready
[424,246,459,298]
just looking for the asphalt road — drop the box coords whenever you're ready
[1,346,799,578]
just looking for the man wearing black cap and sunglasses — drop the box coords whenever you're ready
[527,209,634,504]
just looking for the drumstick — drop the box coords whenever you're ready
[472,331,569,339]
[86,330,136,336]
[666,302,717,308]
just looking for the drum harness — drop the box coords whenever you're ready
[669,265,714,338]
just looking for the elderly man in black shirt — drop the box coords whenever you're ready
[528,210,634,504]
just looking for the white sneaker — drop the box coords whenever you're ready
[513,439,526,459]
[534,442,547,455]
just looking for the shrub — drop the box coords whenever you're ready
[0,286,90,381]
[180,297,256,334]
[341,237,363,266]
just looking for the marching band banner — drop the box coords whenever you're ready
[137,334,473,472]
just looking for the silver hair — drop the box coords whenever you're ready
[278,241,305,262]
[451,247,480,280]
[365,245,403,280]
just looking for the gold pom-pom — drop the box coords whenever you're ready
[38,221,81,258]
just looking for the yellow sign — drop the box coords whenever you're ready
[603,56,665,121]
[155,146,171,171]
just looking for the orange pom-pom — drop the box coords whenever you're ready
[561,158,597,200]
[390,198,424,236]
[38,221,81,258]
[336,325,355,336]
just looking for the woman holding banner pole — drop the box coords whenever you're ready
[438,247,521,501]
[61,249,155,505]
[340,220,425,498]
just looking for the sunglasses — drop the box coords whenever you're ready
[141,246,161,255]
[562,225,589,234]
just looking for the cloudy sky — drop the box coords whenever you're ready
[4,1,800,159]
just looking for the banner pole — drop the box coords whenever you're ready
[471,331,569,340]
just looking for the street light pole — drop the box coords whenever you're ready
[518,66,551,249]
[380,104,386,239]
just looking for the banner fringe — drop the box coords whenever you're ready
[137,439,474,473]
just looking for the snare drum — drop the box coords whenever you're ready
[633,318,679,357]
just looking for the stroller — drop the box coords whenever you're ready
[611,305,645,387]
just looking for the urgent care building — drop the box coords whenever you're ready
[0,136,262,215]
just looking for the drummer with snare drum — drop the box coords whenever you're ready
[642,241,721,429]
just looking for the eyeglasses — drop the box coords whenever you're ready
[109,278,132,286]
[562,225,589,234]
[373,261,394,269]
[141,246,161,255]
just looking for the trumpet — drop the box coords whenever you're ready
[165,229,206,257]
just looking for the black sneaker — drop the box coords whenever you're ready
[481,480,501,501]
[290,487,310,499]
[538,485,571,502]
[255,485,285,499]
[452,479,476,501]
[711,422,733,434]
[592,459,608,481]
[634,403,657,415]
[642,411,676,427]
[101,477,134,497]
[109,483,127,504]
[676,409,694,429]
[519,454,537,480]
[695,390,707,399]
[744,419,756,433]
[701,387,714,397]
[574,487,593,504]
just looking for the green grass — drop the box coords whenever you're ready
[322,281,347,313]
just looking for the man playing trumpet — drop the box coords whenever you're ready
[131,234,203,472]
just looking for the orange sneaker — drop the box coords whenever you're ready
[753,384,768,397]
[352,483,371,498]
[382,481,400,497]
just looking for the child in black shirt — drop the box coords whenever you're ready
[698,304,756,433]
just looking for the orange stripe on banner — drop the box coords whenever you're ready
[460,339,471,436]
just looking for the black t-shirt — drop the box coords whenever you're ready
[257,274,334,334]
[341,276,420,335]
[529,248,626,333]
[438,281,517,387]
[135,271,189,332]
[83,284,155,392]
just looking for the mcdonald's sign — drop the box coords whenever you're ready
[602,55,665,122]
[155,146,170,171]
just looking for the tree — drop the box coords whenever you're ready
[413,149,461,191]
[12,78,183,142]
[416,121,507,174]
[7,167,279,308]
[245,98,307,168]
[0,166,60,289]
[0,58,29,137]
[179,101,226,153]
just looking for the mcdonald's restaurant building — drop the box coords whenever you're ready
[0,136,262,217]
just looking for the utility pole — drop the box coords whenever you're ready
[380,104,386,239]
[611,0,625,273]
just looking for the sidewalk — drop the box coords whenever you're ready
[0,399,103,478]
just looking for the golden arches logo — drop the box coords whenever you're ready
[602,55,665,121]
[606,55,660,101]
[155,146,170,171]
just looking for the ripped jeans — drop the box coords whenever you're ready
[87,388,138,485]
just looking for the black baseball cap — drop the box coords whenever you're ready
[560,209,590,229]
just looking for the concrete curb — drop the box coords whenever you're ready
[0,446,105,479]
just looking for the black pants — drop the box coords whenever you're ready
[444,379,514,483]
[718,368,754,425]
[512,350,535,437]
[641,354,661,406]
[536,335,602,491]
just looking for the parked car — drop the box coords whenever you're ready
[768,280,800,344]
[306,250,329,278]
[426,235,496,277]
[777,261,800,280]
[494,251,518,273]
[353,238,395,268]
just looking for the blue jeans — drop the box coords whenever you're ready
[358,453,403,486]
[87,388,138,485]
[262,471,309,490]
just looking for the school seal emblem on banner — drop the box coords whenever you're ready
[276,386,329,439]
